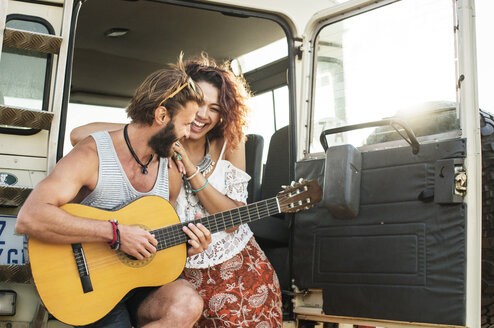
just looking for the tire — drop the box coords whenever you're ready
[480,109,494,327]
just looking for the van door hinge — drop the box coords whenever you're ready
[294,37,304,60]
[435,158,465,203]
[454,166,467,196]
[295,45,304,60]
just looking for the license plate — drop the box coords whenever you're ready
[0,216,26,265]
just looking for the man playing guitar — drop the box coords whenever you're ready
[16,62,212,328]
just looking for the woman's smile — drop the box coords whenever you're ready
[191,119,207,133]
[189,81,221,139]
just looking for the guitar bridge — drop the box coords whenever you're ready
[71,243,93,293]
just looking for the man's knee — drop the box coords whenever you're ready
[167,286,203,321]
[151,281,203,324]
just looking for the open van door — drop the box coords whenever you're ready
[290,0,480,327]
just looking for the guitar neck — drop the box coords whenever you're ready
[150,197,280,251]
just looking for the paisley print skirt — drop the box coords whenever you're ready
[183,237,282,328]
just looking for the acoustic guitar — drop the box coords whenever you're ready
[28,179,322,325]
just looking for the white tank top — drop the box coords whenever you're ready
[81,131,170,210]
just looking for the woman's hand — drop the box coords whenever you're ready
[172,140,197,177]
[183,213,212,257]
[168,154,186,175]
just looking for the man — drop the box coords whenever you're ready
[16,63,212,328]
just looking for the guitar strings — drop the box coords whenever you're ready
[153,198,286,250]
[138,199,280,251]
[81,194,302,270]
[74,196,304,271]
[79,203,281,270]
[81,204,279,270]
[156,199,278,245]
[89,192,302,261]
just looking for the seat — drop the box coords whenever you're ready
[249,126,291,246]
[249,126,292,297]
[260,126,290,200]
[245,134,264,204]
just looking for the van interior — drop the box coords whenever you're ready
[67,0,294,317]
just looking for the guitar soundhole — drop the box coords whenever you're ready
[117,251,155,267]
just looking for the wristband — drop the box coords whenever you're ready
[107,220,121,250]
[191,179,209,192]
[186,166,200,181]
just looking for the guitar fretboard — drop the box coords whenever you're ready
[150,197,279,251]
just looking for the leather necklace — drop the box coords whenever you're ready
[123,124,153,174]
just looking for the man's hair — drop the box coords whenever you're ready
[185,52,250,149]
[127,59,203,125]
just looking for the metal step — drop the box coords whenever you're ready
[0,185,33,207]
[0,264,32,283]
[0,104,54,130]
[3,27,62,54]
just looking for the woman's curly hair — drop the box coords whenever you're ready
[185,52,250,149]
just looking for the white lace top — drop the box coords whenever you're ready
[175,142,253,268]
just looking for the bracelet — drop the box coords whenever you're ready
[186,166,200,181]
[114,228,121,251]
[108,220,117,246]
[191,179,209,192]
[107,220,121,251]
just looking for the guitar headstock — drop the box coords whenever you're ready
[276,179,322,213]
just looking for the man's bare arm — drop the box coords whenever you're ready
[15,139,111,243]
[16,139,159,259]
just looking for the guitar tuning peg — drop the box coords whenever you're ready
[298,178,304,183]
[281,185,288,190]
[290,181,296,187]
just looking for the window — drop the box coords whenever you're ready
[0,18,52,111]
[0,16,54,135]
[239,38,289,165]
[246,85,289,164]
[310,0,457,153]
[63,103,130,155]
[477,0,494,114]
[236,38,287,74]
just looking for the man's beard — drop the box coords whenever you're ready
[148,122,178,158]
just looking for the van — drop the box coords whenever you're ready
[0,0,491,327]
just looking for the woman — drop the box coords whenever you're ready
[71,54,282,328]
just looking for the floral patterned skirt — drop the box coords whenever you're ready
[183,237,282,328]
